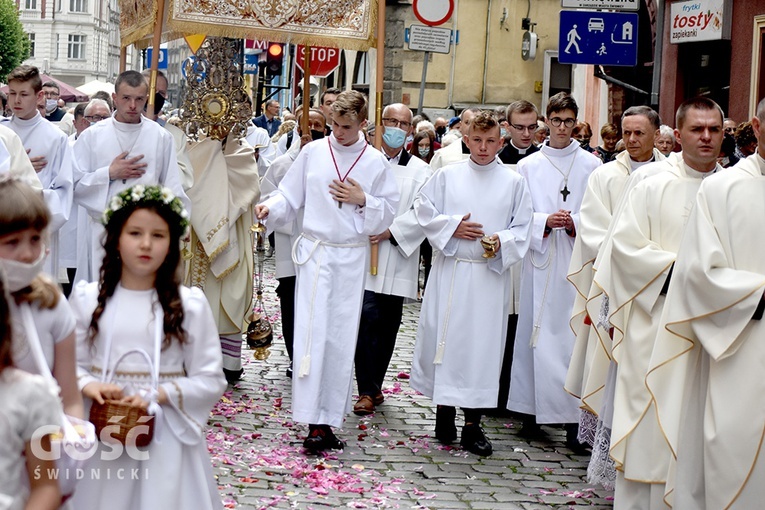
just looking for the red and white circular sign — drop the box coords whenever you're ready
[412,0,454,27]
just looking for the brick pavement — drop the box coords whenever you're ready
[208,258,615,509]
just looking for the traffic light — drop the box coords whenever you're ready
[266,43,283,77]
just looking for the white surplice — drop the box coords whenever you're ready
[366,152,430,299]
[260,132,399,427]
[70,282,226,510]
[410,157,533,407]
[646,154,765,509]
[0,123,41,188]
[429,138,468,172]
[508,140,601,423]
[600,155,720,508]
[72,115,190,282]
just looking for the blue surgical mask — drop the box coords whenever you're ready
[500,128,508,138]
[45,99,58,113]
[382,126,407,149]
[418,147,430,158]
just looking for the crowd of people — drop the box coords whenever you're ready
[1,60,764,510]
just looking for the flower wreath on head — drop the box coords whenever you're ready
[102,184,190,236]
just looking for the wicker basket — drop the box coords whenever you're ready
[89,399,155,447]
[90,348,158,447]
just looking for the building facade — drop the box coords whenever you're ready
[17,0,121,86]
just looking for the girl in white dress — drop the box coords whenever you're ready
[0,272,63,510]
[0,177,83,421]
[69,185,226,510]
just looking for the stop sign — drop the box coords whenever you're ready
[295,46,341,78]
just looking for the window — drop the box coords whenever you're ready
[67,34,85,59]
[24,0,37,9]
[69,0,87,12]
[28,33,35,57]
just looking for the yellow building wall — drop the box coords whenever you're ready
[401,0,561,110]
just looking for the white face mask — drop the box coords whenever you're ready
[45,99,58,114]
[0,248,47,292]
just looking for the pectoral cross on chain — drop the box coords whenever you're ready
[561,185,570,202]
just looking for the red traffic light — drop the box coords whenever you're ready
[268,44,283,58]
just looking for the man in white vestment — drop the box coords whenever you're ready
[255,91,399,452]
[3,65,73,279]
[645,97,765,510]
[72,70,190,282]
[565,106,665,445]
[429,108,479,171]
[507,92,601,449]
[0,123,41,187]
[411,111,533,456]
[260,108,327,377]
[597,97,724,509]
[62,99,111,295]
[352,103,430,416]
[184,131,260,383]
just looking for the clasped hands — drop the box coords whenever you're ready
[546,209,574,233]
[83,382,167,409]
[452,213,501,250]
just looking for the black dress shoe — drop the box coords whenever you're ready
[303,426,345,452]
[435,405,457,444]
[460,424,493,456]
[223,367,244,384]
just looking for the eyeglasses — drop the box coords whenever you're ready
[549,117,576,128]
[44,91,60,98]
[724,127,735,134]
[382,118,412,130]
[84,115,109,122]
[510,123,540,133]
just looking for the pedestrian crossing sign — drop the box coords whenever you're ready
[558,10,639,66]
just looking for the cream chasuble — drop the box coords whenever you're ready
[508,140,600,423]
[260,133,399,427]
[566,149,665,403]
[410,158,533,407]
[646,155,765,509]
[185,134,260,337]
[600,155,721,508]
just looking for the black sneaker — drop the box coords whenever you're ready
[435,405,457,444]
[565,424,589,454]
[460,424,493,456]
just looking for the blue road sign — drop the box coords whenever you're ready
[145,48,168,70]
[558,10,638,66]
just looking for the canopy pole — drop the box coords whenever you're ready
[370,0,386,276]
[147,0,167,112]
[301,46,311,136]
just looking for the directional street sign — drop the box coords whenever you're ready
[558,10,638,66]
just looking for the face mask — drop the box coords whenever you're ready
[578,138,591,149]
[382,126,407,149]
[436,126,446,136]
[0,248,47,292]
[45,99,58,113]
[500,128,508,138]
[310,129,325,140]
[418,147,430,158]
[146,93,165,116]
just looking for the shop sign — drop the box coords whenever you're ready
[670,0,732,44]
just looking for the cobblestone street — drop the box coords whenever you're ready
[207,258,615,509]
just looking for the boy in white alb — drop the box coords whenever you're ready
[2,65,73,279]
[256,91,399,451]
